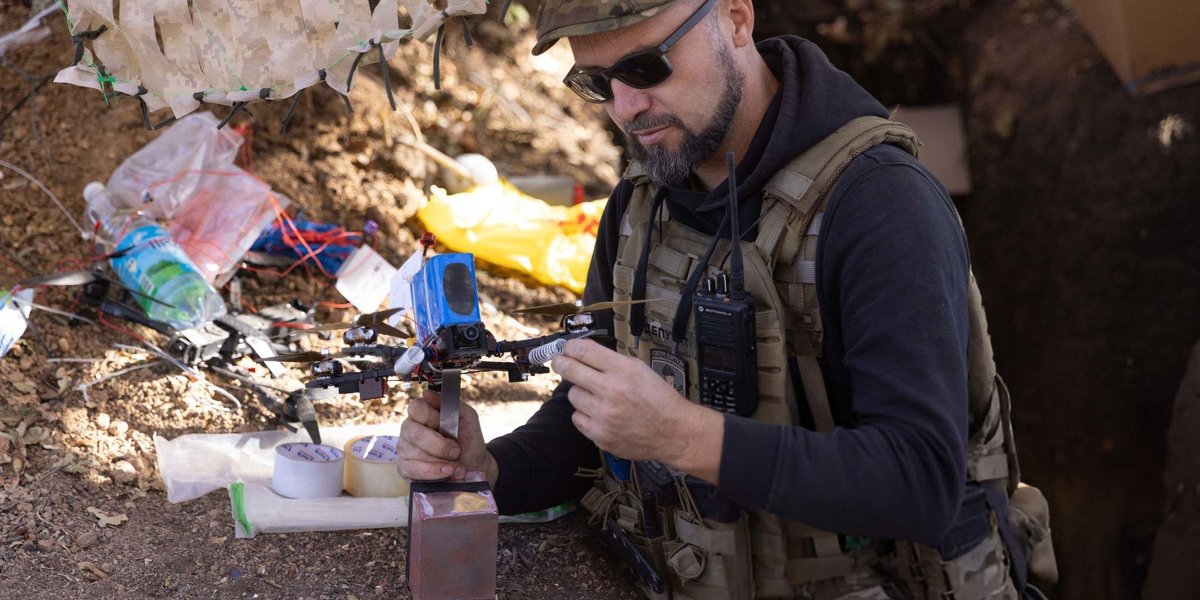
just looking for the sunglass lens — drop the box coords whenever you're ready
[566,72,613,103]
[614,53,671,88]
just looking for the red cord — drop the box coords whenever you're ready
[98,311,145,343]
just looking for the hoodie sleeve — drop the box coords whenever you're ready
[486,180,632,515]
[716,148,970,545]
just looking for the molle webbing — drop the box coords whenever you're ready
[602,116,1017,598]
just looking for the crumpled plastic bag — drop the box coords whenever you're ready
[417,181,606,294]
[105,112,243,219]
[0,289,34,358]
[164,170,285,283]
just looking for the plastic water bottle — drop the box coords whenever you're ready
[84,182,226,330]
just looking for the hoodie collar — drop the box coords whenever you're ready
[666,36,891,216]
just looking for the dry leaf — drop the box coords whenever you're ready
[87,506,129,528]
[209,536,227,544]
[77,561,109,580]
[11,379,35,394]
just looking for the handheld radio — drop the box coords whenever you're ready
[693,153,758,417]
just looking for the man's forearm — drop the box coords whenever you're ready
[663,403,725,484]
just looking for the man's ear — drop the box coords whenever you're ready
[726,0,755,48]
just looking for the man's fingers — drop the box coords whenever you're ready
[421,389,442,409]
[571,409,594,442]
[561,339,622,371]
[408,392,441,428]
[397,459,463,482]
[400,417,461,461]
[551,353,606,392]
[566,384,601,416]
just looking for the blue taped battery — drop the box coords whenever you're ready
[412,253,482,343]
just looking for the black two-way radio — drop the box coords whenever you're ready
[693,153,758,417]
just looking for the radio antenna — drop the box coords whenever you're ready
[726,152,745,295]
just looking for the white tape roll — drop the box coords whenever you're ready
[343,435,410,498]
[271,443,345,499]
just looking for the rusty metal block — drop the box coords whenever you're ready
[407,479,498,600]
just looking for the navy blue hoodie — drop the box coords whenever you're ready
[488,36,979,553]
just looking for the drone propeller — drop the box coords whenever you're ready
[261,350,338,363]
[300,307,411,338]
[17,269,175,309]
[17,269,98,287]
[512,299,658,317]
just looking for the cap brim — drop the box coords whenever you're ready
[531,7,667,56]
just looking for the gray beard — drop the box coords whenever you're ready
[625,44,744,187]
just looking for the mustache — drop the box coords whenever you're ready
[623,113,685,136]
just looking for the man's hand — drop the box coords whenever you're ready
[397,389,498,485]
[551,339,725,482]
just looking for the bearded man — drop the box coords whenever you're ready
[398,1,1053,598]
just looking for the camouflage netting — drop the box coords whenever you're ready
[53,0,490,128]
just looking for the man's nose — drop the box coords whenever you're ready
[608,79,651,125]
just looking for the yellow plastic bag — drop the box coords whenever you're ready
[417,182,606,294]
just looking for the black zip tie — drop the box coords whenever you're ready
[346,42,368,93]
[373,41,397,111]
[498,0,513,22]
[217,101,250,129]
[278,90,303,135]
[134,86,153,130]
[317,68,351,113]
[433,24,446,90]
[70,25,107,66]
[461,18,473,47]
[151,114,177,130]
[259,88,272,100]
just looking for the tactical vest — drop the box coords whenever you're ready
[579,117,1056,600]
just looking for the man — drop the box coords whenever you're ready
[399,1,1048,598]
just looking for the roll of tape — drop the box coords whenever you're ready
[271,443,345,499]
[343,435,409,498]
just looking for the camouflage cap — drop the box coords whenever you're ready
[533,0,676,55]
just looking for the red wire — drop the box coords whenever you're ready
[272,322,313,329]
[98,311,145,343]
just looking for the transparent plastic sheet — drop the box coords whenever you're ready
[416,182,607,294]
[155,402,564,537]
[105,112,243,219]
[164,171,287,283]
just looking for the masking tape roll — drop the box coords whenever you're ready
[343,435,410,498]
[271,442,345,499]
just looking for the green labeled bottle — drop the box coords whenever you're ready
[83,181,226,330]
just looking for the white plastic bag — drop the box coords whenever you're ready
[0,289,33,358]
[106,112,243,219]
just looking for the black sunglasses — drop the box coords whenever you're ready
[563,0,718,103]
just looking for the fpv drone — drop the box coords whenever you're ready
[269,236,648,441]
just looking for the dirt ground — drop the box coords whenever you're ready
[0,2,640,598]
[2,1,1199,599]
